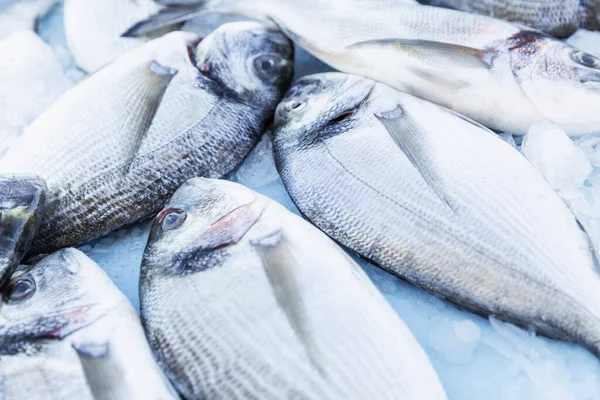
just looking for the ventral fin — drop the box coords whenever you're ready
[375,105,457,214]
[348,38,495,69]
[73,341,131,400]
[252,231,324,376]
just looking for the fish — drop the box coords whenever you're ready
[271,72,600,360]
[0,175,45,288]
[0,248,178,400]
[126,0,600,136]
[0,0,57,40]
[419,0,600,38]
[140,177,447,399]
[0,22,294,256]
[64,0,180,73]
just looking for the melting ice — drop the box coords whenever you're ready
[11,5,600,400]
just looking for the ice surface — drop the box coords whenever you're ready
[0,30,73,155]
[20,10,600,400]
[522,122,592,192]
[0,0,57,40]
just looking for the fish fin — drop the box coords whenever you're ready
[252,231,324,376]
[348,38,494,69]
[73,341,130,400]
[574,218,600,273]
[375,105,457,214]
[121,61,177,174]
[122,5,205,37]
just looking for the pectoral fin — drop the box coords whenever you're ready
[375,105,456,214]
[252,231,324,375]
[348,38,494,69]
[73,342,130,400]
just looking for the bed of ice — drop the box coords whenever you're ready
[4,3,600,399]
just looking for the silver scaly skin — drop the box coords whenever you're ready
[272,73,600,360]
[0,248,178,400]
[140,178,447,400]
[0,22,293,256]
[126,0,600,136]
[420,0,600,38]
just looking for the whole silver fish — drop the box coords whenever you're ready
[0,175,45,287]
[0,248,178,400]
[0,22,293,256]
[127,0,600,136]
[141,178,447,399]
[420,0,600,38]
[272,72,600,359]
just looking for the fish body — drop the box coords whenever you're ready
[0,175,45,287]
[420,0,600,38]
[64,0,178,72]
[272,73,600,359]
[0,23,293,256]
[140,178,447,399]
[128,0,600,135]
[0,248,177,400]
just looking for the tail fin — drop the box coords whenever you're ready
[122,4,207,37]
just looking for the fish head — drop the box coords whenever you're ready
[271,72,375,149]
[509,31,600,133]
[0,175,46,288]
[193,21,294,107]
[144,178,266,277]
[0,249,120,343]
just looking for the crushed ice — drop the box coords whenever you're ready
[6,4,600,398]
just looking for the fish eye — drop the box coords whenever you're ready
[5,278,36,302]
[253,55,281,80]
[285,101,306,113]
[157,208,187,231]
[572,51,600,69]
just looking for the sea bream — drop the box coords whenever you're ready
[419,0,600,38]
[127,0,600,136]
[140,178,447,399]
[271,72,600,359]
[0,248,178,400]
[0,175,45,288]
[0,22,293,256]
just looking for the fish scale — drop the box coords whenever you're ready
[0,248,177,400]
[140,178,447,399]
[127,0,600,135]
[272,73,600,360]
[0,23,294,255]
[422,0,600,37]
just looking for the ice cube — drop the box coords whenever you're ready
[233,135,280,188]
[0,31,73,155]
[522,122,592,192]
[0,0,57,40]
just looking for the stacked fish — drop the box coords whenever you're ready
[1,0,600,398]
